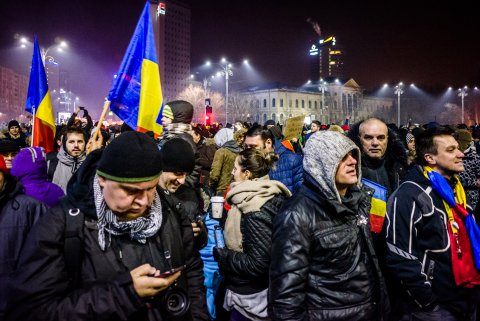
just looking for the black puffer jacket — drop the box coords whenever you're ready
[216,194,287,294]
[269,173,389,321]
[5,150,208,321]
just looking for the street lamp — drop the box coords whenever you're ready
[206,58,249,124]
[19,36,67,66]
[219,59,233,124]
[458,86,468,124]
[394,82,404,126]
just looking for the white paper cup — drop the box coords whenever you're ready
[211,196,224,219]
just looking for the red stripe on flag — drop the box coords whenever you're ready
[370,213,386,233]
[33,117,55,153]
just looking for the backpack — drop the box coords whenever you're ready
[61,200,85,287]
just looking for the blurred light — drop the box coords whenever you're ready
[243,59,249,65]
[221,57,226,63]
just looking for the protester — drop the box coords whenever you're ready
[5,131,208,321]
[385,126,480,320]
[213,148,291,320]
[0,140,20,170]
[305,120,321,141]
[48,126,87,191]
[245,125,303,194]
[157,138,209,320]
[0,155,47,319]
[455,129,480,210]
[269,131,389,320]
[11,146,64,207]
[3,120,27,148]
[209,128,246,196]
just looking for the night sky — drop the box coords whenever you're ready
[1,0,480,116]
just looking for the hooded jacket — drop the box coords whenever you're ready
[11,147,64,207]
[5,150,208,321]
[269,131,389,321]
[209,140,242,195]
[0,174,47,318]
[268,138,303,194]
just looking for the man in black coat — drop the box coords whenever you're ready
[0,155,47,319]
[6,132,207,321]
[269,131,389,321]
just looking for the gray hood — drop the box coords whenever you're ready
[303,131,361,202]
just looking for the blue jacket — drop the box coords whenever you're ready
[269,139,303,194]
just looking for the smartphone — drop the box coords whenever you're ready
[156,265,186,278]
[213,225,225,248]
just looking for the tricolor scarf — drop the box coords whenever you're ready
[423,167,480,287]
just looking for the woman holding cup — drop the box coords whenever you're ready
[213,148,291,321]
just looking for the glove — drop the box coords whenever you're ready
[213,246,227,263]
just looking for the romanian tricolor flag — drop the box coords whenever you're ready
[107,2,163,136]
[25,36,56,153]
[362,178,387,233]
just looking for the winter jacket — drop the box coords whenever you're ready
[458,147,480,209]
[269,131,389,321]
[217,193,288,295]
[5,150,209,321]
[0,175,47,318]
[4,132,27,148]
[385,165,480,319]
[209,141,242,195]
[11,147,64,208]
[196,137,217,186]
[269,139,303,194]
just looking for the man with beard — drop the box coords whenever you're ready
[48,126,87,192]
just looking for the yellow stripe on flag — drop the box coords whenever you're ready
[370,197,386,218]
[138,59,162,136]
[36,91,56,132]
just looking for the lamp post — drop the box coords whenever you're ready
[458,87,468,124]
[219,58,234,124]
[394,82,404,126]
[318,80,328,123]
[20,37,67,66]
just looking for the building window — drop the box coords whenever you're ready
[308,100,312,109]
[302,100,305,108]
[263,99,267,108]
[295,99,299,108]
[272,113,276,121]
[263,113,267,123]
[280,99,284,107]
[272,98,276,107]
[314,101,318,109]
[280,113,284,123]
[289,99,292,107]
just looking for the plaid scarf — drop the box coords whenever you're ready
[93,174,162,251]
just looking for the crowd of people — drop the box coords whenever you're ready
[1,100,480,321]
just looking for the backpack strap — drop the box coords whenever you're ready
[62,201,85,287]
[47,157,59,182]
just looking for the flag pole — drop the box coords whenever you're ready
[92,100,111,141]
[31,107,36,147]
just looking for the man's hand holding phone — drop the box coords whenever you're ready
[130,264,182,298]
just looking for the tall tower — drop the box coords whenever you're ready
[153,1,191,102]
[318,36,345,78]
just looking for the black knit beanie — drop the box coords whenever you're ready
[8,120,20,130]
[97,131,162,182]
[161,138,195,173]
[0,140,20,154]
[165,100,194,124]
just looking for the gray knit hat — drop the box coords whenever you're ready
[303,131,361,202]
